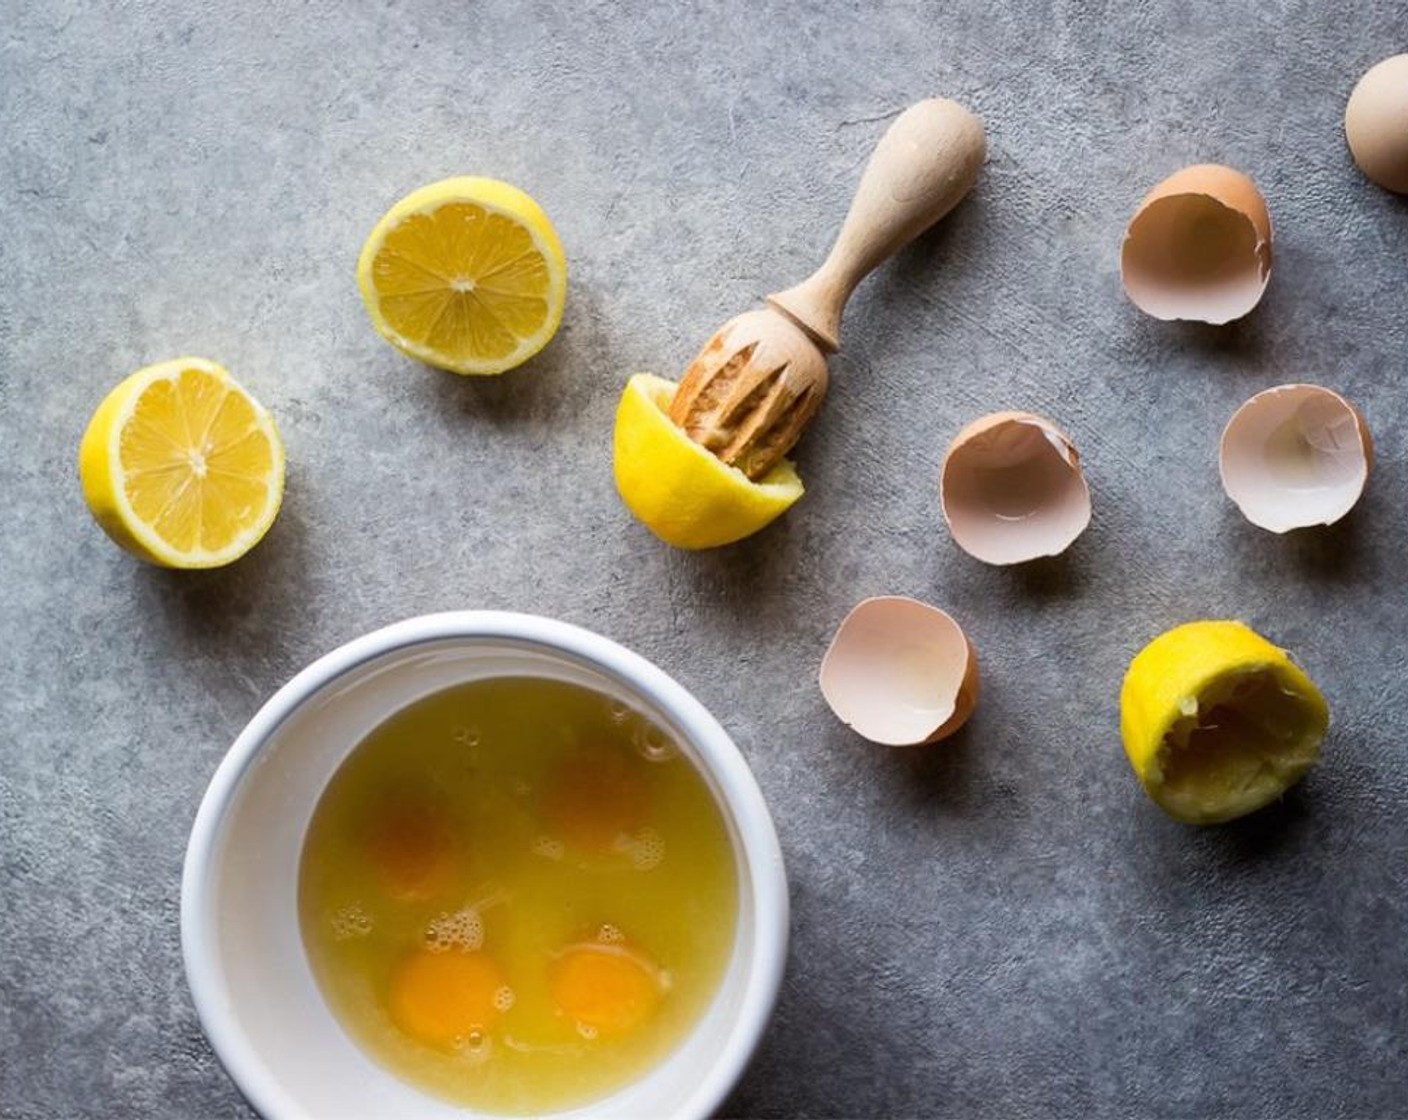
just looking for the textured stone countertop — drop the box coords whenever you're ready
[4,2,1408,1117]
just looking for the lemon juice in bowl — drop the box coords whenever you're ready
[298,675,739,1114]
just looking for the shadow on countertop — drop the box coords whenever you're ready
[132,497,319,665]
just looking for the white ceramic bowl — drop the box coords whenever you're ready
[181,611,789,1119]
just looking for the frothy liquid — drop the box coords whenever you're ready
[298,676,739,1115]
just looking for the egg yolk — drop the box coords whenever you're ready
[388,949,507,1050]
[363,793,455,901]
[541,750,647,853]
[548,942,663,1037]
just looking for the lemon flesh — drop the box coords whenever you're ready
[1120,620,1329,824]
[357,177,566,375]
[78,358,285,569]
[613,374,803,549]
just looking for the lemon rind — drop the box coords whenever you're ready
[1120,621,1329,825]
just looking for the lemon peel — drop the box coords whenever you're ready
[1120,620,1329,824]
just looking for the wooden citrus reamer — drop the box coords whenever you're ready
[669,99,987,480]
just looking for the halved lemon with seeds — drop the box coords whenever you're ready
[357,177,567,375]
[78,358,285,568]
[1120,620,1329,824]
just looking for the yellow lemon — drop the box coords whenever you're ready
[78,358,285,569]
[613,374,803,549]
[1120,620,1329,824]
[357,177,566,375]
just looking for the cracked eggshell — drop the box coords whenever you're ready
[1220,383,1372,533]
[819,596,979,747]
[940,411,1091,565]
[1121,164,1273,324]
[1345,54,1408,194]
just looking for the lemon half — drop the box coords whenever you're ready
[1120,620,1329,824]
[357,177,566,375]
[78,358,285,568]
[613,374,803,549]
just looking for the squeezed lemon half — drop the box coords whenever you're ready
[357,177,566,375]
[613,373,803,549]
[1120,620,1329,824]
[78,358,285,568]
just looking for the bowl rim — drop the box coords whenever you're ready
[180,610,789,1120]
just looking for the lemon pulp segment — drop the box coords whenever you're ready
[357,177,566,375]
[1120,620,1328,824]
[613,373,803,549]
[78,358,284,568]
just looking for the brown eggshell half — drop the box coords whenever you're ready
[1219,383,1372,533]
[819,596,979,747]
[940,411,1091,565]
[1121,164,1273,324]
[1345,54,1408,194]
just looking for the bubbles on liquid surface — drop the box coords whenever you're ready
[453,725,482,746]
[575,1023,599,1040]
[607,701,631,725]
[633,723,676,763]
[596,923,625,946]
[453,1029,493,1062]
[329,904,372,940]
[425,905,484,953]
[531,836,565,861]
[631,831,665,871]
[493,985,516,1013]
[614,827,666,871]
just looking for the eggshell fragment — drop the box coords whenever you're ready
[940,411,1091,565]
[1345,54,1408,194]
[1121,164,1273,324]
[1220,384,1372,533]
[819,596,979,747]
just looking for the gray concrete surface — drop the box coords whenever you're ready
[4,2,1408,1117]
